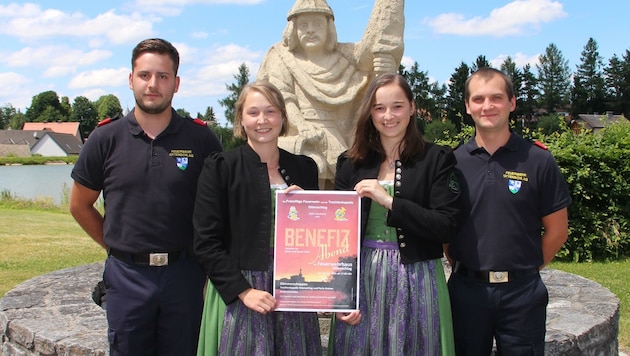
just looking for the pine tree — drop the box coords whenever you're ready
[536,43,571,114]
[446,62,471,130]
[500,56,524,125]
[520,64,540,125]
[219,63,250,125]
[571,38,606,116]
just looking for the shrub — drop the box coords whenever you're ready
[541,120,630,261]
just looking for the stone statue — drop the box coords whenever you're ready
[257,0,404,187]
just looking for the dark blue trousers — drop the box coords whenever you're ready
[448,272,548,356]
[103,254,206,356]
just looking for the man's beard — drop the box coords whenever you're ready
[135,95,171,115]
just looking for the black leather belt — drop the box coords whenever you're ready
[453,262,538,283]
[108,248,187,266]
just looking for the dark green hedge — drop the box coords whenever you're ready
[541,121,630,261]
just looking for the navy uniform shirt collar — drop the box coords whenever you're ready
[462,130,520,155]
[127,108,182,137]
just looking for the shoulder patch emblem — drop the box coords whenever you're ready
[534,140,548,150]
[186,117,207,127]
[448,171,460,193]
[97,114,121,127]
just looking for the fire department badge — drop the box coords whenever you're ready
[508,179,521,194]
[176,157,188,171]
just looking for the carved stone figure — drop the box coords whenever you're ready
[257,0,405,187]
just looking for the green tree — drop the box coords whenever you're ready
[604,49,630,118]
[203,106,218,126]
[604,54,626,114]
[537,43,571,114]
[500,56,524,127]
[446,62,471,131]
[471,55,491,72]
[25,90,67,122]
[60,96,72,120]
[70,96,98,140]
[536,114,565,135]
[622,50,630,118]
[210,124,243,150]
[424,119,457,143]
[571,38,606,116]
[94,95,123,120]
[176,108,191,118]
[8,111,26,130]
[520,64,540,126]
[400,62,431,132]
[219,63,250,125]
[0,104,17,129]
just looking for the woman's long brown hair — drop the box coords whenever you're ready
[346,73,426,164]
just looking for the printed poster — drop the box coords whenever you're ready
[273,190,361,312]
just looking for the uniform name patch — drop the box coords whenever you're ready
[170,149,194,171]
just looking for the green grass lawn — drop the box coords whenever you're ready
[0,207,105,297]
[0,203,627,351]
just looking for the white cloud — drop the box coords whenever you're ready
[401,56,415,69]
[134,0,264,5]
[207,43,262,63]
[2,46,111,70]
[490,52,541,69]
[425,0,567,37]
[68,67,129,89]
[0,72,32,108]
[0,4,155,45]
[77,88,111,102]
[0,72,30,95]
[130,0,264,16]
[0,3,42,17]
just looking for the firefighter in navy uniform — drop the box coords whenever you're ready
[69,38,222,356]
[446,67,571,356]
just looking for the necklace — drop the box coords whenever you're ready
[386,159,396,169]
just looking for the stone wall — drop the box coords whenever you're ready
[0,263,620,355]
[0,144,30,158]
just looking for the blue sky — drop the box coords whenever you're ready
[0,0,628,125]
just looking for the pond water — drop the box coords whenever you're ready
[0,164,75,204]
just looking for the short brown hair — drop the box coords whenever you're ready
[131,38,180,75]
[465,67,515,102]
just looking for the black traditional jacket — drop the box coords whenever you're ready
[193,144,318,304]
[334,142,461,264]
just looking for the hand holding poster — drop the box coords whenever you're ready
[273,190,361,312]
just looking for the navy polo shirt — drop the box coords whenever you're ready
[71,109,222,253]
[449,133,571,271]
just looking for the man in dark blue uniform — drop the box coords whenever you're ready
[69,38,222,356]
[447,67,571,355]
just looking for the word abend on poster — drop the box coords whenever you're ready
[273,190,360,313]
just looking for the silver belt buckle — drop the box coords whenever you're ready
[149,253,168,266]
[489,271,509,283]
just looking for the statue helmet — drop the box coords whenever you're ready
[287,0,334,21]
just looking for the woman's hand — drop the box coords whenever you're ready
[353,179,393,210]
[238,288,276,314]
[284,184,303,193]
[335,310,362,325]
